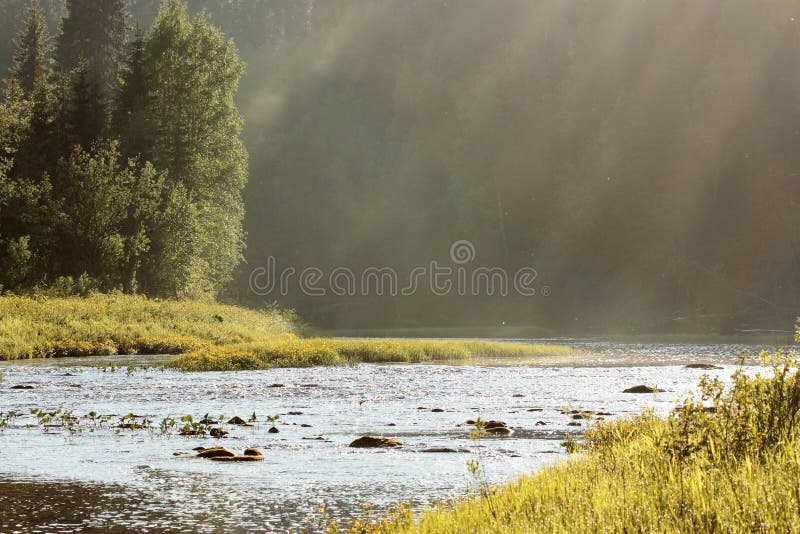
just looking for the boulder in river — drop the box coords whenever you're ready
[286,411,304,416]
[268,426,280,434]
[685,363,723,370]
[173,451,194,458]
[349,436,403,448]
[623,385,666,394]
[535,421,547,426]
[210,428,229,438]
[210,455,264,462]
[484,421,512,435]
[197,446,235,458]
[430,408,445,413]
[11,384,35,390]
[421,447,465,453]
[243,448,263,457]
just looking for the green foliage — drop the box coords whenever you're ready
[137,0,247,296]
[0,0,248,299]
[54,140,165,290]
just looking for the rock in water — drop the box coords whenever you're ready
[623,385,666,394]
[197,447,235,458]
[268,426,279,434]
[210,428,229,438]
[483,421,512,435]
[210,455,264,462]
[243,448,263,457]
[227,416,252,426]
[349,436,403,448]
[685,363,723,370]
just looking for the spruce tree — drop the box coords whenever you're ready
[114,27,151,160]
[56,0,128,103]
[62,58,106,148]
[8,0,50,98]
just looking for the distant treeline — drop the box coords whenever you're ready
[0,0,246,297]
[2,1,799,333]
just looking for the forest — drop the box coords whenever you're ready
[1,0,799,334]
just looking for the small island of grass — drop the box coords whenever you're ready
[0,294,573,370]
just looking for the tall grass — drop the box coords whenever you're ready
[338,351,800,533]
[0,294,296,360]
[171,337,574,371]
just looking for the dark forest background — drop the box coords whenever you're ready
[2,0,799,334]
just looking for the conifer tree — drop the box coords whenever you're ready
[56,0,128,103]
[114,28,151,160]
[8,0,50,98]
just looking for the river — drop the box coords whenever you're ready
[0,341,785,532]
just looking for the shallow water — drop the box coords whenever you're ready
[0,341,784,532]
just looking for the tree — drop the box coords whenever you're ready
[0,85,58,290]
[54,140,164,290]
[56,0,128,104]
[140,0,247,296]
[8,0,50,98]
[62,58,106,148]
[114,27,151,159]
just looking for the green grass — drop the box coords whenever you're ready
[0,294,572,369]
[0,293,296,360]
[338,351,800,533]
[171,338,574,371]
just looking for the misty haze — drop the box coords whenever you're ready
[1,1,799,532]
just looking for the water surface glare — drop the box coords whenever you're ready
[0,341,780,532]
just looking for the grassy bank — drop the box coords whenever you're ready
[0,294,297,360]
[0,295,572,369]
[171,337,573,371]
[341,351,800,533]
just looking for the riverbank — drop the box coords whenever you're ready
[0,295,572,369]
[343,351,800,533]
[0,294,297,360]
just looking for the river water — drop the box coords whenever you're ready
[0,341,785,532]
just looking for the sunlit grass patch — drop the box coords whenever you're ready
[0,294,295,360]
[171,337,574,371]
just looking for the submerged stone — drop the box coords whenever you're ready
[623,385,666,394]
[197,446,235,458]
[349,436,403,448]
[210,455,264,462]
[685,364,723,370]
[227,416,252,426]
